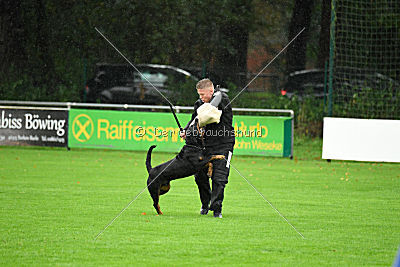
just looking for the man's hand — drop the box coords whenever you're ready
[179,130,186,139]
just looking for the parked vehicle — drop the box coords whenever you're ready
[281,69,326,99]
[182,66,230,91]
[281,69,399,101]
[340,72,400,94]
[85,63,228,105]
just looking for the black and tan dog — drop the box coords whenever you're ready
[145,120,224,214]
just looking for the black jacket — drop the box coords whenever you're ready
[186,91,235,147]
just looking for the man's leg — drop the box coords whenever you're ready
[194,167,211,214]
[209,147,233,217]
[209,160,228,216]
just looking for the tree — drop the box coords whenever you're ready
[286,0,314,73]
[0,0,256,101]
[214,0,253,86]
[317,0,331,68]
[0,0,26,75]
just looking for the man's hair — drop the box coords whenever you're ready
[196,78,214,90]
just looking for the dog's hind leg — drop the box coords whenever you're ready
[159,183,171,195]
[148,174,164,215]
[154,203,163,215]
[150,189,163,215]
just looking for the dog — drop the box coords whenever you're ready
[145,120,224,215]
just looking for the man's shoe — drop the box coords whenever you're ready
[200,208,209,215]
[213,211,222,218]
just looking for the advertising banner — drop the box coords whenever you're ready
[234,115,292,157]
[0,108,68,147]
[68,109,292,157]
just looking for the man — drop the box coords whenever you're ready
[181,78,235,218]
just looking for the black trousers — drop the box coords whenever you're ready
[195,143,234,213]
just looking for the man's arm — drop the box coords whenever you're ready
[180,91,223,138]
[210,91,222,107]
[186,91,222,129]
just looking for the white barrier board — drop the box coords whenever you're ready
[322,117,400,162]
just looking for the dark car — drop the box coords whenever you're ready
[85,63,199,104]
[181,66,230,90]
[281,69,326,99]
[340,72,400,95]
[282,69,399,101]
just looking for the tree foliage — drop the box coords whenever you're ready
[0,0,253,101]
[286,0,314,73]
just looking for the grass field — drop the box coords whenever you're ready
[1,139,399,266]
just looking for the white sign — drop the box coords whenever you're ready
[322,117,400,162]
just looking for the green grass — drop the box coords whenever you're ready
[0,140,399,266]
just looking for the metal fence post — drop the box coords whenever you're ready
[328,0,336,117]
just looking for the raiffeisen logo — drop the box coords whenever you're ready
[97,119,180,142]
[72,114,94,142]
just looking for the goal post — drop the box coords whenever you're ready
[324,0,400,162]
[328,0,400,119]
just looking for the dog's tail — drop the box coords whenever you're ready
[146,145,156,173]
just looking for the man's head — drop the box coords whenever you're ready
[196,78,214,103]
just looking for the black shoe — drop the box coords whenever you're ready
[200,208,209,215]
[213,211,222,218]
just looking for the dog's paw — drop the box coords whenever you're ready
[156,204,163,215]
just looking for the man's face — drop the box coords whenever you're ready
[197,86,214,103]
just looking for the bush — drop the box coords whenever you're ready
[231,91,325,137]
[0,63,82,103]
